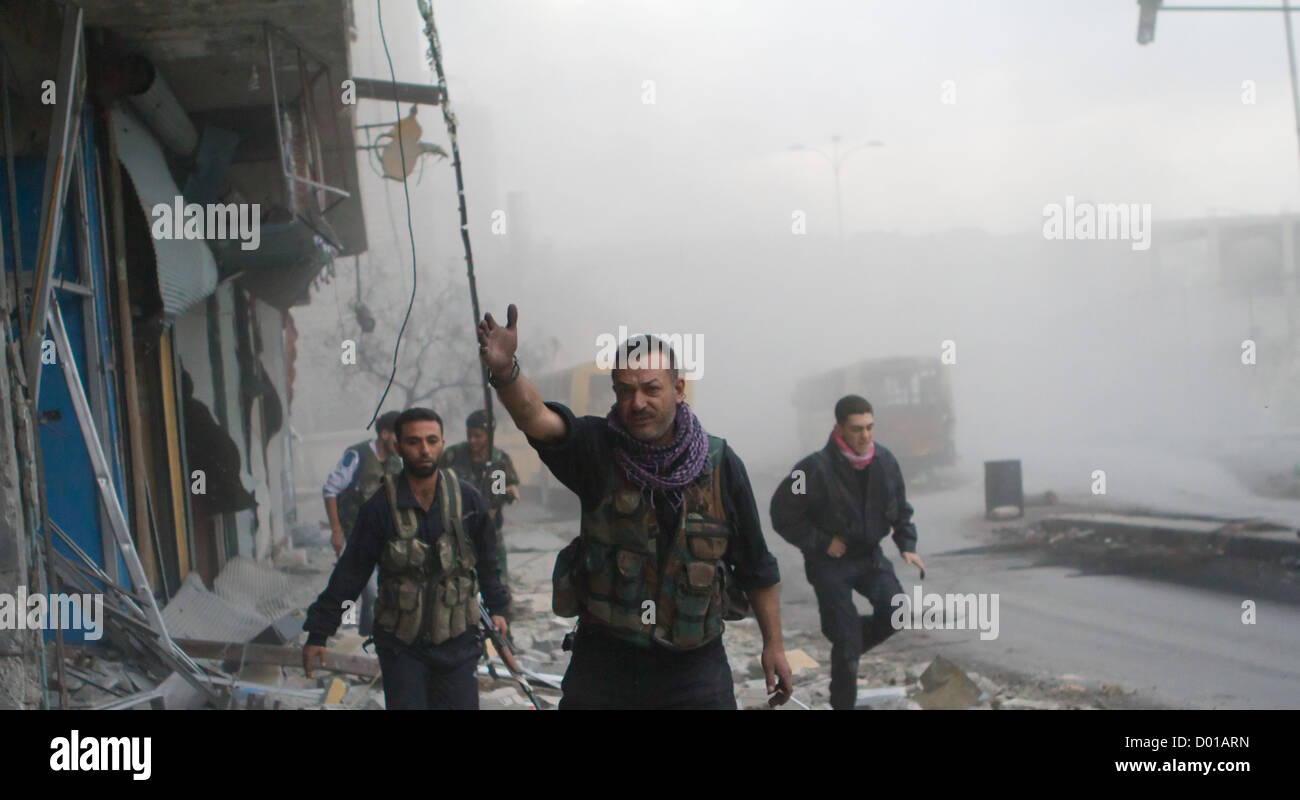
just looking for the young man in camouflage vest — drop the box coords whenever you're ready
[303,408,509,709]
[476,305,794,709]
[321,410,403,635]
[440,410,521,595]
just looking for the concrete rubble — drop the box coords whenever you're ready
[990,502,1300,604]
[47,515,1143,710]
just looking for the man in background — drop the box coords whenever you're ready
[440,410,520,602]
[321,410,403,635]
[770,394,925,710]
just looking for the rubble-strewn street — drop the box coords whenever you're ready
[2,0,1298,741]
[38,501,1184,710]
[757,464,1300,711]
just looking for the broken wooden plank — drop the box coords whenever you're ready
[175,638,380,678]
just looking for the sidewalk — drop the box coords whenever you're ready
[1039,511,1300,561]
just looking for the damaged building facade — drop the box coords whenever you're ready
[0,0,367,709]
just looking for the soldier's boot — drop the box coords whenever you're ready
[829,655,860,710]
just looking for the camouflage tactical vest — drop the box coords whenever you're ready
[373,469,479,646]
[552,436,731,651]
[445,444,509,509]
[337,441,401,533]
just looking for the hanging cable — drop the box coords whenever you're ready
[365,0,419,429]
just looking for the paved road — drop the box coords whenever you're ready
[753,470,1300,710]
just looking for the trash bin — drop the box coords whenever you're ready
[983,459,1023,519]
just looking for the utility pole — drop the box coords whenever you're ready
[417,0,497,452]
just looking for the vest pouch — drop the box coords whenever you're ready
[392,579,424,644]
[381,538,430,572]
[612,488,644,519]
[686,532,728,561]
[671,561,721,648]
[376,581,399,632]
[685,561,717,593]
[379,540,406,573]
[447,574,475,640]
[590,489,643,548]
[431,578,454,644]
[435,534,455,573]
[685,513,730,559]
[583,541,613,597]
[580,540,614,624]
[616,548,645,579]
[684,520,749,621]
[552,537,584,617]
[611,548,648,630]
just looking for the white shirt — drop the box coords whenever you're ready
[322,440,381,499]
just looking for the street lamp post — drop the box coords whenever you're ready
[790,136,884,248]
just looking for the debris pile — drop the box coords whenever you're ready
[46,516,1148,710]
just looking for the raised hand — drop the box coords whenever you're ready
[477,304,519,377]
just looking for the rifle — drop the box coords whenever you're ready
[478,599,542,709]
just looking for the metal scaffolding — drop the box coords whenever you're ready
[12,1,216,705]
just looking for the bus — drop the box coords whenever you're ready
[792,356,955,480]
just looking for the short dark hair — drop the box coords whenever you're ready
[375,411,402,434]
[834,395,873,424]
[466,409,492,432]
[394,408,443,440]
[614,334,678,382]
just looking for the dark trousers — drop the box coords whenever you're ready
[375,636,480,710]
[558,624,736,709]
[805,549,904,710]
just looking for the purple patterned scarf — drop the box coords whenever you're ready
[606,401,710,511]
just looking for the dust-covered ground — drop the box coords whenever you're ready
[480,504,1166,710]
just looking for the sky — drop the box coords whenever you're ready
[294,1,1300,500]
[417,0,1300,243]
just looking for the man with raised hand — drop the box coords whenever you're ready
[476,304,792,709]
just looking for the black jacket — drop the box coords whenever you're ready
[769,437,917,561]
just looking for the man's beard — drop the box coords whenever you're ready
[406,462,437,478]
[624,411,672,443]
